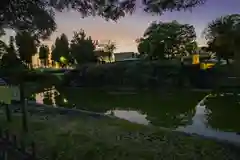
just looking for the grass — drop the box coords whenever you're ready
[0,111,239,160]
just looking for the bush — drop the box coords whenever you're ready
[63,60,223,89]
[63,60,184,89]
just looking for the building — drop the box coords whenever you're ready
[32,54,40,68]
[114,52,139,62]
[32,52,53,68]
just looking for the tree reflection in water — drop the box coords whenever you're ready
[204,93,240,132]
[54,87,205,129]
[43,91,54,105]
[33,87,240,133]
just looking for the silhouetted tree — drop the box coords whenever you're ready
[1,0,56,39]
[0,38,8,57]
[204,14,240,65]
[103,40,116,62]
[137,21,197,60]
[1,36,23,69]
[0,0,205,33]
[15,31,39,68]
[51,34,71,67]
[70,30,97,65]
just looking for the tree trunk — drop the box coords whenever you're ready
[226,59,230,65]
[233,50,240,76]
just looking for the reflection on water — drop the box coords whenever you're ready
[105,110,149,125]
[33,87,240,143]
[35,87,58,106]
[176,94,240,144]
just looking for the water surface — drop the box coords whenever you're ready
[32,87,240,143]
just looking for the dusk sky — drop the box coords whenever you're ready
[3,0,240,53]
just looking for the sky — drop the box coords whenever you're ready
[3,0,240,53]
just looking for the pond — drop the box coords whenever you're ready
[31,87,240,144]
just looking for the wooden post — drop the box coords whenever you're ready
[31,142,36,159]
[20,75,28,132]
[4,104,11,122]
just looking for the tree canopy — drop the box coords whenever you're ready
[51,33,71,67]
[103,40,116,62]
[1,0,56,39]
[15,31,39,68]
[70,30,97,64]
[137,20,197,60]
[203,14,240,64]
[1,36,24,69]
[49,0,205,19]
[1,0,205,39]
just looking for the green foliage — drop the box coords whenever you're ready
[15,31,39,68]
[1,36,24,69]
[204,94,240,132]
[0,0,204,41]
[137,21,197,60]
[39,45,50,67]
[51,34,71,67]
[0,40,8,56]
[49,0,205,20]
[204,14,240,64]
[0,29,7,55]
[64,60,184,88]
[185,41,198,54]
[64,59,222,89]
[136,38,151,57]
[70,30,97,64]
[0,0,56,39]
[103,40,116,62]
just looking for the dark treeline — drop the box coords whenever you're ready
[1,14,240,68]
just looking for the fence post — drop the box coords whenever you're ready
[20,79,28,132]
[3,130,9,160]
[12,135,17,147]
[31,142,36,159]
[0,129,2,159]
[20,139,26,153]
[4,104,11,122]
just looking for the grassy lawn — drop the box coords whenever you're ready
[0,111,239,160]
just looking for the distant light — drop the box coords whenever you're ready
[63,98,68,103]
[60,56,67,64]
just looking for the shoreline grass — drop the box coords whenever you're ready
[0,112,239,160]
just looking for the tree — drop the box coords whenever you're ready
[1,36,23,69]
[39,45,50,67]
[1,0,205,31]
[51,34,71,67]
[1,0,56,39]
[0,29,7,56]
[70,30,97,64]
[50,0,205,19]
[203,14,240,65]
[185,41,198,55]
[15,31,39,68]
[0,40,8,57]
[204,94,240,132]
[103,40,116,62]
[137,21,197,60]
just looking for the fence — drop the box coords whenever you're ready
[0,129,36,160]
